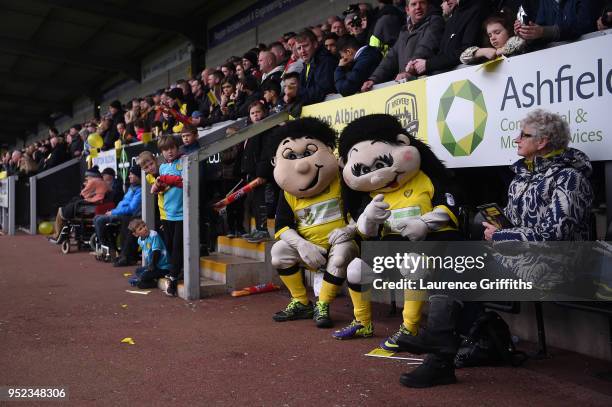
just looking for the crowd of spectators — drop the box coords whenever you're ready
[1,0,609,179]
[1,0,609,259]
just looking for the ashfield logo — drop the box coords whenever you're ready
[385,92,419,135]
[437,80,487,157]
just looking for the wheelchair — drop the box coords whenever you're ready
[56,200,115,255]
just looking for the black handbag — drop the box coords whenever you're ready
[455,311,528,368]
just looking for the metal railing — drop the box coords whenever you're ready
[0,175,16,235]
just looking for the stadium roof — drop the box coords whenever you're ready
[0,0,225,145]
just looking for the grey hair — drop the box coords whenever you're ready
[521,109,570,150]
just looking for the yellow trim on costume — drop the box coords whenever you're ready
[274,226,290,240]
[433,205,459,229]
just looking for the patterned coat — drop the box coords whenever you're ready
[491,148,593,289]
[493,148,593,242]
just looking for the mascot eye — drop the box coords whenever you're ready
[305,143,318,154]
[282,149,298,160]
[351,163,372,177]
[303,150,312,157]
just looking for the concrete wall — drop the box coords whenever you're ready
[505,302,611,361]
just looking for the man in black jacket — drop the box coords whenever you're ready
[362,0,444,91]
[292,29,339,105]
[408,0,491,75]
[369,0,406,54]
[42,133,69,171]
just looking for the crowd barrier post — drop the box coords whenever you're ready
[28,158,81,235]
[28,176,37,235]
[182,153,200,300]
[0,175,16,235]
[179,112,289,300]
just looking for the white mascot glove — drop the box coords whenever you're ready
[357,194,390,237]
[396,208,452,240]
[328,222,357,246]
[396,218,429,241]
[279,228,327,269]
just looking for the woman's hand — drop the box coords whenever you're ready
[482,221,499,241]
[517,22,544,40]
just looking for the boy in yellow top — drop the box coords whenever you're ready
[270,118,359,328]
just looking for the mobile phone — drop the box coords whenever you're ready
[477,203,514,229]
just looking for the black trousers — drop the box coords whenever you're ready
[161,219,183,279]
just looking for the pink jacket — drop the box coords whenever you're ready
[81,178,109,203]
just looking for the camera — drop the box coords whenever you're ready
[342,4,360,17]
[342,4,364,28]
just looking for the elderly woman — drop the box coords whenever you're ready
[484,109,593,242]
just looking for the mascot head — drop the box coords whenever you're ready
[338,114,450,219]
[271,117,338,198]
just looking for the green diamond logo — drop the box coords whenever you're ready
[437,80,487,157]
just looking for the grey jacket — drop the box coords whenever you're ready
[369,14,445,83]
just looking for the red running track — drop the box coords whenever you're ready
[1,234,611,406]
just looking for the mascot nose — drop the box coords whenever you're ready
[370,174,384,185]
[295,160,310,174]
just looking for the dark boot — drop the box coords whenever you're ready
[396,295,461,355]
[399,354,457,388]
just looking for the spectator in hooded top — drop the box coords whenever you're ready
[268,42,289,68]
[282,72,304,117]
[362,0,444,91]
[369,0,406,54]
[407,0,491,75]
[514,0,602,43]
[259,51,283,83]
[292,29,339,105]
[334,35,382,96]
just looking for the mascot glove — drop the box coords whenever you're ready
[421,208,452,231]
[328,223,357,246]
[280,228,327,269]
[396,217,429,241]
[358,194,390,237]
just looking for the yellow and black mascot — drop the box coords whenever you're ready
[338,114,464,388]
[270,118,359,329]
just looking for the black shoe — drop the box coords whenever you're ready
[313,301,333,328]
[396,296,461,355]
[273,299,314,322]
[137,279,158,289]
[113,257,131,267]
[165,276,178,297]
[399,354,457,388]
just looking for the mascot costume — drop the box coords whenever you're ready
[338,114,465,388]
[270,118,360,329]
